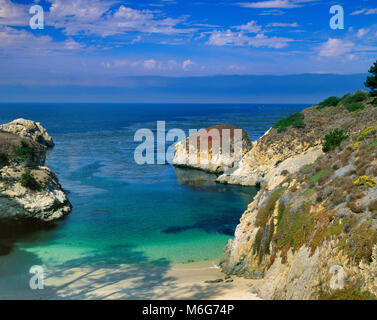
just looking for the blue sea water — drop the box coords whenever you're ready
[0,103,306,270]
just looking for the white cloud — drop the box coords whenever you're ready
[143,59,156,70]
[0,0,29,26]
[64,39,83,50]
[207,29,292,48]
[167,59,179,70]
[182,59,194,70]
[267,22,299,27]
[357,28,370,38]
[351,8,377,16]
[318,38,354,57]
[228,64,245,71]
[234,20,262,33]
[0,26,84,54]
[238,0,315,9]
[47,1,194,37]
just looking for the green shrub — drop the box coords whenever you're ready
[310,169,333,184]
[345,102,365,112]
[316,96,340,109]
[352,90,369,102]
[318,287,376,300]
[358,126,377,141]
[255,188,284,227]
[322,129,349,152]
[338,90,368,112]
[273,112,305,133]
[21,170,40,190]
[13,147,35,160]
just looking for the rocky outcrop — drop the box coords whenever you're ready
[0,120,71,223]
[0,166,71,222]
[0,118,54,148]
[173,124,252,174]
[217,102,377,189]
[221,96,377,299]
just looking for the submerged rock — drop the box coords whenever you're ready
[0,119,71,223]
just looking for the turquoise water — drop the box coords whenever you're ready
[0,103,305,269]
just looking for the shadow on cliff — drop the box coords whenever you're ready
[35,244,232,300]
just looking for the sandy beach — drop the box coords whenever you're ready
[0,258,261,300]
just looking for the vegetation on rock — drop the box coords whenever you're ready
[21,169,40,191]
[322,129,349,152]
[13,147,35,161]
[316,96,340,109]
[318,287,376,300]
[272,112,305,133]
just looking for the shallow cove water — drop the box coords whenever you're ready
[0,103,305,273]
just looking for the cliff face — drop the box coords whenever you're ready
[220,95,377,299]
[173,124,252,174]
[0,119,71,223]
[217,100,377,189]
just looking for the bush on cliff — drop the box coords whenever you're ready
[322,129,349,152]
[318,287,376,300]
[316,96,340,109]
[21,170,40,191]
[272,112,305,133]
[14,147,35,160]
[338,90,368,112]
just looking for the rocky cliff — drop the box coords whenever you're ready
[0,119,71,223]
[173,124,252,174]
[220,92,377,299]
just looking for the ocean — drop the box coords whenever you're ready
[0,103,306,273]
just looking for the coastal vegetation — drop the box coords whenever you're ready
[13,146,35,162]
[221,61,377,300]
[20,169,40,191]
[272,112,305,133]
[322,129,349,152]
[316,96,340,109]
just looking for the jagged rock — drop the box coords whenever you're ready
[220,96,377,299]
[0,166,71,222]
[0,131,46,167]
[217,102,377,188]
[0,119,71,223]
[173,124,252,174]
[0,118,54,148]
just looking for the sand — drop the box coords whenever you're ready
[0,260,262,300]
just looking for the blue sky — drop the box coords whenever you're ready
[0,0,376,101]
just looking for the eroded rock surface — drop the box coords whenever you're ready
[0,120,71,223]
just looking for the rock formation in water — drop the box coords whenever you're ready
[173,124,252,174]
[0,119,71,223]
[220,91,377,299]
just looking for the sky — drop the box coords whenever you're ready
[0,0,377,102]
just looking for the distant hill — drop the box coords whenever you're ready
[0,74,367,103]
